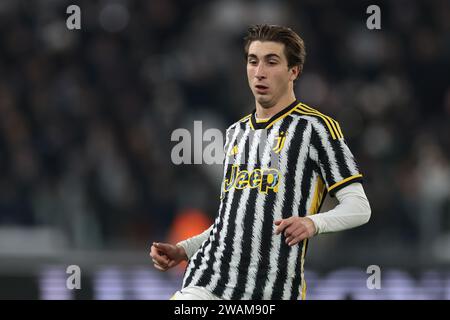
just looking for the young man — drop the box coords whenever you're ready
[150,24,371,300]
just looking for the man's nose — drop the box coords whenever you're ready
[255,63,266,79]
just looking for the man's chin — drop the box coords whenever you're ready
[256,96,274,108]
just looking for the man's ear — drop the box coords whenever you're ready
[289,66,301,81]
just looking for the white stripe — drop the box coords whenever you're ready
[183,124,242,287]
[340,140,360,176]
[242,122,283,299]
[186,125,251,289]
[309,117,343,186]
[262,118,300,299]
[309,146,318,163]
[282,121,312,299]
[223,123,239,156]
[219,130,262,298]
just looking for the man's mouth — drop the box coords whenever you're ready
[255,84,269,93]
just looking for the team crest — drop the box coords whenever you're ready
[273,131,287,154]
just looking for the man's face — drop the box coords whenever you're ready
[247,41,298,108]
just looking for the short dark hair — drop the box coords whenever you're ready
[244,24,306,77]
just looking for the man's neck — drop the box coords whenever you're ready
[255,94,297,119]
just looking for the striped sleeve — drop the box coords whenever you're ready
[309,119,363,196]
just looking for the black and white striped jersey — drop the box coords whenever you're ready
[181,100,363,300]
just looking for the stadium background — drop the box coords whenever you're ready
[1,0,450,299]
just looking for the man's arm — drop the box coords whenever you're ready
[176,224,213,260]
[307,182,371,234]
[150,225,213,271]
[274,182,371,246]
[273,116,371,245]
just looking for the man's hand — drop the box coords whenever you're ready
[149,242,188,272]
[274,217,317,246]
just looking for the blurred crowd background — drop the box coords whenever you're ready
[1,0,450,299]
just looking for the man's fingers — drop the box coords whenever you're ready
[152,257,165,266]
[274,217,311,241]
[284,222,306,237]
[153,263,167,272]
[288,227,304,239]
[274,219,292,235]
[154,258,179,271]
[150,244,166,258]
[285,236,294,244]
[285,229,304,244]
[288,232,309,246]
[153,242,173,253]
[151,242,178,271]
[283,225,296,237]
[152,257,167,265]
[274,221,283,234]
[152,252,169,266]
[150,245,159,258]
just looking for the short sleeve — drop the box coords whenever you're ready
[309,119,363,197]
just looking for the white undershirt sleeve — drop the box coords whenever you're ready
[307,182,371,234]
[176,225,213,260]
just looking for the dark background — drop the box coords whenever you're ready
[0,0,449,299]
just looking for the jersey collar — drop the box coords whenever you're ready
[250,100,300,130]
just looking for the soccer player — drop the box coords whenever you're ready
[150,24,371,300]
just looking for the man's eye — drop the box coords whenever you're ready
[269,60,278,65]
[248,60,257,65]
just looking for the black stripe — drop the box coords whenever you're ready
[197,129,252,291]
[208,135,252,295]
[251,118,294,299]
[270,119,308,299]
[298,158,314,218]
[182,228,211,287]
[183,202,224,288]
[310,122,334,190]
[330,118,343,139]
[183,127,244,288]
[289,158,314,300]
[250,183,277,299]
[296,105,340,140]
[330,139,352,181]
[216,126,270,297]
[289,244,304,300]
[240,121,248,131]
[230,143,263,299]
[294,108,338,140]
